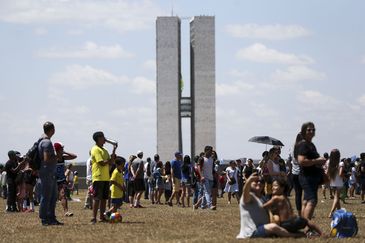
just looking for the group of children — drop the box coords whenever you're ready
[1,149,79,214]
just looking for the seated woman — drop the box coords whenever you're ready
[237,173,304,239]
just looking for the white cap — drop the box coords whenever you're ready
[137,150,143,155]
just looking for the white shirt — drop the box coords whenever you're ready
[86,157,92,181]
[330,162,344,188]
[202,157,214,180]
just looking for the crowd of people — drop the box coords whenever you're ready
[237,121,364,239]
[1,121,364,239]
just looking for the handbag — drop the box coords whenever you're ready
[228,176,236,185]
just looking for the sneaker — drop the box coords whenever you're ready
[104,211,111,219]
[65,212,74,217]
[210,206,217,210]
[41,221,49,226]
[167,202,173,207]
[49,220,64,226]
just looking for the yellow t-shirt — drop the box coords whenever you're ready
[91,145,110,182]
[73,175,79,184]
[110,168,124,199]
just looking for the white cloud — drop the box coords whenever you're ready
[358,95,365,106]
[216,81,254,96]
[49,65,155,94]
[49,64,128,89]
[226,24,310,40]
[143,59,156,70]
[0,0,163,32]
[236,43,314,65]
[271,66,326,83]
[297,90,338,106]
[130,76,155,94]
[37,41,134,59]
[249,102,278,118]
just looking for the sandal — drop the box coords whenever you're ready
[65,212,74,217]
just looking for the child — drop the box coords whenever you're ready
[54,142,77,217]
[73,171,79,195]
[327,149,344,218]
[153,161,165,204]
[263,178,323,236]
[224,160,239,204]
[105,157,126,217]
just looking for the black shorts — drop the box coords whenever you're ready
[280,216,308,233]
[93,181,110,200]
[127,180,135,197]
[134,178,145,192]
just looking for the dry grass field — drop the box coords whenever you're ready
[0,190,365,243]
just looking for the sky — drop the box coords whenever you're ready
[1,0,365,163]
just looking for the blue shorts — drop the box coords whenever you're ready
[111,198,123,207]
[251,225,267,238]
[299,174,320,204]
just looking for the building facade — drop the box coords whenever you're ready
[156,16,215,161]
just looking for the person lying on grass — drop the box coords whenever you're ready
[262,178,323,236]
[237,172,304,239]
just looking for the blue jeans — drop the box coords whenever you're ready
[39,169,57,223]
[200,179,213,208]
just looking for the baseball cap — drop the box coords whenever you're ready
[175,151,182,157]
[54,142,64,152]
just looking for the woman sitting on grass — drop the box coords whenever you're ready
[237,173,304,239]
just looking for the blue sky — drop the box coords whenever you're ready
[1,0,365,162]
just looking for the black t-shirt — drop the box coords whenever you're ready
[5,159,18,182]
[243,165,254,179]
[296,140,320,176]
[359,161,365,179]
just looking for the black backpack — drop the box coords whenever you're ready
[26,137,44,170]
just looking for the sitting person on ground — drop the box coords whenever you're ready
[262,178,323,236]
[237,173,304,239]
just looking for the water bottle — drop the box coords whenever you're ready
[105,138,118,147]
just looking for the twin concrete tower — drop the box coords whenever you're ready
[156,16,216,162]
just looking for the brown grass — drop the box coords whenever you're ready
[0,191,364,242]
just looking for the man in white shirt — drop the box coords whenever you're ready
[198,145,215,210]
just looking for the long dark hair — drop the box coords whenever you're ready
[328,149,341,180]
[300,122,315,140]
[293,133,304,160]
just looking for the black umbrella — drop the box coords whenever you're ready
[248,136,284,147]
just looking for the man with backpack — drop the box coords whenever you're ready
[38,121,63,226]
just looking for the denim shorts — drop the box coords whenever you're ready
[299,174,320,204]
[251,225,267,238]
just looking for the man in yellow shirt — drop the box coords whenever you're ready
[90,131,117,224]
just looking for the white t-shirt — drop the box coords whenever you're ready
[86,157,92,181]
[202,157,214,181]
[350,167,357,182]
[330,162,344,188]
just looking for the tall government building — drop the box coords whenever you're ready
[156,16,215,162]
